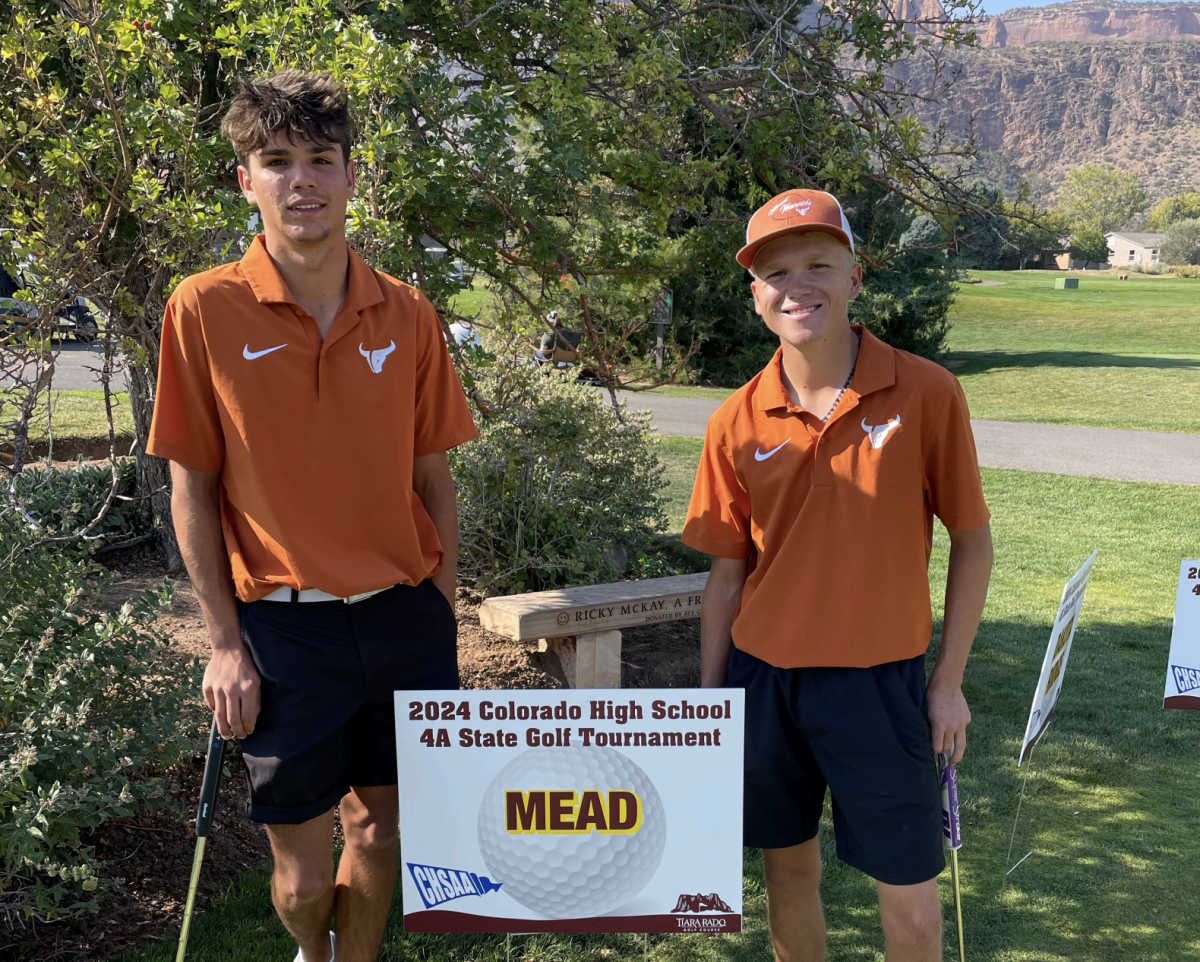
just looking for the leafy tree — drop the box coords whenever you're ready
[953,181,1008,271]
[3,0,985,541]
[1159,220,1200,267]
[1,0,248,569]
[673,183,963,383]
[1056,164,1150,234]
[1147,193,1200,232]
[851,213,955,358]
[1069,228,1111,269]
[1003,202,1069,270]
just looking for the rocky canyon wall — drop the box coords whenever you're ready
[979,2,1200,46]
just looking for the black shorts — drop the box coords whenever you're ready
[729,644,944,886]
[239,580,459,824]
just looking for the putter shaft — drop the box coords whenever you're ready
[176,837,207,962]
[176,717,226,962]
[950,848,965,962]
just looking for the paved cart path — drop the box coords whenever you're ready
[21,350,1200,485]
[618,392,1200,486]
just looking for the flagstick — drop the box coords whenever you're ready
[999,755,1035,905]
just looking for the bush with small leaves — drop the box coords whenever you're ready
[0,508,198,921]
[10,459,140,542]
[1160,219,1200,268]
[450,367,667,596]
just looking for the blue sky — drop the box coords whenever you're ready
[977,0,1069,13]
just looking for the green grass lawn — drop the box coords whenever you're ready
[953,352,1200,435]
[644,273,1200,435]
[121,447,1200,962]
[1,389,134,441]
[946,271,1200,356]
[447,276,494,318]
[947,271,1200,435]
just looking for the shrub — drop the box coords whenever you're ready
[851,215,956,360]
[1160,219,1200,268]
[11,459,140,541]
[0,461,197,922]
[450,366,667,595]
[1069,228,1110,267]
[672,196,957,385]
[1171,264,1200,278]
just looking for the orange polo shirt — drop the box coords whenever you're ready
[147,236,478,602]
[682,327,990,669]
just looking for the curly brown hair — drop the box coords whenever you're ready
[221,70,353,167]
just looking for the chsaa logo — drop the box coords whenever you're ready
[1171,664,1200,695]
[768,195,813,220]
[406,862,502,910]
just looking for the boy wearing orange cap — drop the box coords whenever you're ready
[683,190,993,960]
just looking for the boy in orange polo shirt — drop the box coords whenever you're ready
[683,190,993,961]
[148,72,476,962]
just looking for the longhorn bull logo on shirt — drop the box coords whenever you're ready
[861,415,901,449]
[359,341,396,374]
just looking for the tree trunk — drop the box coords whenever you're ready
[117,314,184,574]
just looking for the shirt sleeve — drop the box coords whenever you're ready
[146,285,224,472]
[412,294,478,456]
[681,421,753,559]
[926,379,990,530]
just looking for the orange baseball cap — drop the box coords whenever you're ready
[736,189,855,269]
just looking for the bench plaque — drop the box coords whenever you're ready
[478,573,710,689]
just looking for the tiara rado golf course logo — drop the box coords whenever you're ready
[478,746,667,919]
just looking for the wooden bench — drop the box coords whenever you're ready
[478,573,709,688]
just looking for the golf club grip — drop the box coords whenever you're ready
[939,752,962,851]
[195,715,226,839]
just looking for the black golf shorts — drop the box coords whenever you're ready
[729,644,945,886]
[238,580,459,824]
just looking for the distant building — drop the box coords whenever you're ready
[1106,232,1166,268]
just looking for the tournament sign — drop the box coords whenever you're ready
[1019,549,1098,765]
[395,689,744,934]
[1163,560,1200,710]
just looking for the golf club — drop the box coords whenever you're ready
[939,751,966,962]
[176,715,227,962]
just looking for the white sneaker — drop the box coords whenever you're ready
[293,930,335,962]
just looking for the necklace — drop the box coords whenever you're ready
[818,329,862,422]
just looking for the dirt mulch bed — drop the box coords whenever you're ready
[9,547,701,961]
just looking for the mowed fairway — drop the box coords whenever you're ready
[946,272,1200,356]
[120,443,1200,962]
[948,272,1200,435]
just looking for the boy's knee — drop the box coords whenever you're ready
[763,842,822,897]
[342,814,399,856]
[273,866,333,910]
[340,788,399,855]
[880,886,942,951]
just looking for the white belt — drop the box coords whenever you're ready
[261,585,394,604]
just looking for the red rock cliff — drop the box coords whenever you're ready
[980,1,1200,46]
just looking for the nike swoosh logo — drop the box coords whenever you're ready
[754,439,791,461]
[243,343,287,360]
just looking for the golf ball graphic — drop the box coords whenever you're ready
[477,746,666,918]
